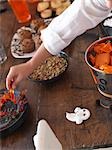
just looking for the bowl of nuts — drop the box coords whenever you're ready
[28,51,68,83]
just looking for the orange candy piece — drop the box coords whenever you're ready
[94,41,112,54]
[94,43,105,54]
[100,64,112,74]
[89,41,112,73]
[95,53,110,68]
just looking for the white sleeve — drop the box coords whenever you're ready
[41,0,111,55]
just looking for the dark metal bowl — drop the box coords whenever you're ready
[28,51,69,84]
[0,89,29,138]
[85,36,112,98]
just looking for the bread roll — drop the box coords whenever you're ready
[62,1,71,8]
[37,2,50,12]
[18,29,32,40]
[40,9,52,19]
[51,0,62,9]
[43,0,51,1]
[56,1,71,16]
[21,38,35,53]
[56,6,65,16]
[33,35,42,49]
[30,19,46,32]
[60,0,66,1]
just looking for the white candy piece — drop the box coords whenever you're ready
[103,18,112,27]
[66,107,90,124]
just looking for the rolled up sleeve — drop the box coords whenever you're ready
[41,0,111,55]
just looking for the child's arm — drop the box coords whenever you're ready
[6,44,51,89]
[6,0,111,89]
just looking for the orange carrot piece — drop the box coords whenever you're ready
[100,64,112,74]
[101,42,112,53]
[95,53,110,68]
[94,42,112,54]
[94,43,105,54]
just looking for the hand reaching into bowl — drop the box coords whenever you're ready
[6,62,33,90]
[6,43,52,89]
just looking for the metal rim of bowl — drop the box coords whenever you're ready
[85,36,112,75]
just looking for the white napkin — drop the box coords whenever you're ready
[33,119,62,150]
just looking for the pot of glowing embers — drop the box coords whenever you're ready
[0,89,29,137]
[85,36,112,109]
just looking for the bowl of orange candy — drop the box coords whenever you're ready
[85,36,112,98]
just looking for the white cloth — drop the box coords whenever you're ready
[33,120,62,150]
[41,0,111,55]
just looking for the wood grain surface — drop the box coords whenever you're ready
[0,2,112,150]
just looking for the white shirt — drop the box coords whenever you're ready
[41,0,111,55]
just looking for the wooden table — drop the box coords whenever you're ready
[1,2,112,150]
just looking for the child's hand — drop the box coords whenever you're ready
[6,62,33,89]
[106,0,112,8]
